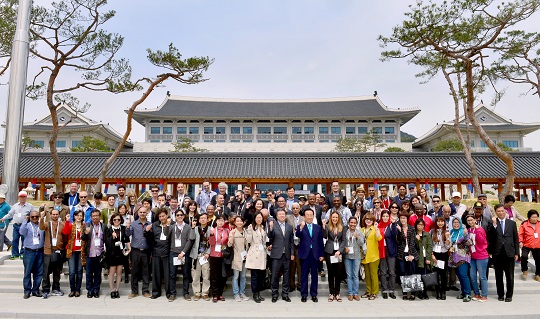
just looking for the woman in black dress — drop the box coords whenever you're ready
[105,213,130,298]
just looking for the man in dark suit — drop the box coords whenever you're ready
[295,208,324,302]
[488,204,519,302]
[268,209,295,302]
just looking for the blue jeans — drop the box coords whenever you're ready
[470,258,488,297]
[344,258,360,296]
[232,262,247,296]
[455,263,471,296]
[23,249,43,294]
[68,251,83,293]
[12,223,24,257]
[85,256,102,293]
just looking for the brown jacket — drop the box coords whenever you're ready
[39,218,66,255]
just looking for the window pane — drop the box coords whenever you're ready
[71,140,81,148]
[189,127,199,134]
[304,127,314,134]
[503,140,518,148]
[346,127,355,134]
[274,127,287,134]
[319,127,328,134]
[292,127,302,134]
[331,127,341,134]
[216,127,225,134]
[358,127,368,134]
[163,127,172,134]
[243,127,252,134]
[231,127,240,134]
[384,127,395,134]
[177,127,187,134]
[372,127,382,134]
[35,140,45,148]
[204,127,213,134]
[56,140,66,148]
[150,127,160,134]
[258,127,271,134]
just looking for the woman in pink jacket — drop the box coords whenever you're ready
[466,214,489,302]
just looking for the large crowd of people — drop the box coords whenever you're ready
[0,180,539,303]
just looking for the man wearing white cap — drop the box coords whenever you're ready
[0,192,12,251]
[0,191,34,260]
[449,191,467,219]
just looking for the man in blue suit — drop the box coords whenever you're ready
[295,208,324,302]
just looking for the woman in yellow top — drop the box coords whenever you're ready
[361,213,383,300]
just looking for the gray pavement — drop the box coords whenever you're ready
[0,250,538,318]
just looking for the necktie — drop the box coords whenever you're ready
[501,219,505,234]
[308,224,312,237]
[280,223,285,236]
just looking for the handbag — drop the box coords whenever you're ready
[421,265,437,288]
[400,274,424,292]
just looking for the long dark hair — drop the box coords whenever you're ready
[252,211,264,230]
[432,216,447,243]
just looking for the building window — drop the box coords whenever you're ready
[385,139,395,143]
[216,127,225,134]
[35,140,45,148]
[56,140,66,148]
[292,127,302,134]
[243,127,253,134]
[304,127,314,134]
[203,127,213,134]
[177,127,187,134]
[331,127,341,134]
[471,140,475,148]
[71,140,81,148]
[372,127,382,134]
[231,127,240,134]
[258,127,271,134]
[274,127,287,134]
[346,127,355,134]
[189,127,199,134]
[503,140,518,148]
[358,127,368,134]
[384,127,395,134]
[150,127,160,134]
[163,127,172,134]
[319,127,329,134]
[150,140,160,143]
[480,141,487,148]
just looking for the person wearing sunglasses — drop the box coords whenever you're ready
[40,192,70,222]
[389,204,400,223]
[105,213,130,298]
[20,210,45,299]
[69,191,95,223]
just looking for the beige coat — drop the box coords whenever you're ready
[228,228,248,271]
[245,225,267,270]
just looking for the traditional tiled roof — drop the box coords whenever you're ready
[2,152,539,180]
[131,95,420,125]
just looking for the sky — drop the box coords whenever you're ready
[1,0,540,149]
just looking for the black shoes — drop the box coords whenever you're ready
[382,293,388,299]
[94,292,100,298]
[253,293,261,303]
[301,296,307,302]
[87,292,93,298]
[389,292,396,299]
[311,296,318,302]
[498,296,505,301]
[272,296,278,303]
[31,292,42,297]
[505,297,512,302]
[257,292,265,301]
[23,294,30,299]
[110,291,120,299]
[282,296,291,302]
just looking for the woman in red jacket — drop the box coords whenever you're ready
[209,215,229,302]
[519,209,540,282]
[62,210,85,297]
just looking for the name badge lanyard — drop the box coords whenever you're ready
[50,221,60,246]
[32,222,40,243]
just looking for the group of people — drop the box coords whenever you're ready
[0,180,539,304]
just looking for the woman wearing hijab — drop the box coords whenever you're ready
[448,217,473,302]
[377,210,398,299]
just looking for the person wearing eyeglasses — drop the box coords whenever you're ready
[369,199,383,222]
[81,210,106,298]
[105,213,130,299]
[1,191,34,260]
[62,210,85,297]
[149,185,161,208]
[70,191,95,223]
[168,210,193,301]
[20,210,45,299]
[389,203,400,223]
[428,195,443,221]
[40,192,70,222]
[39,208,66,299]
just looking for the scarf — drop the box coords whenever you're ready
[450,218,464,243]
[377,218,392,259]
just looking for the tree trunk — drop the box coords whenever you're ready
[442,68,482,198]
[465,61,514,203]
[93,75,170,191]
[46,68,63,190]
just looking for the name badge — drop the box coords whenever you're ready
[241,251,247,260]
[535,233,539,239]
[423,248,426,257]
[433,245,442,253]
[384,239,387,247]
[18,212,22,218]
[175,238,182,247]
[258,244,264,251]
[215,244,221,252]
[333,241,339,251]
[52,238,57,247]
[347,246,354,254]
[404,245,409,253]
[94,238,101,246]
[33,237,40,245]
[75,239,82,246]
[470,245,476,253]
[160,232,166,241]
[266,236,270,243]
